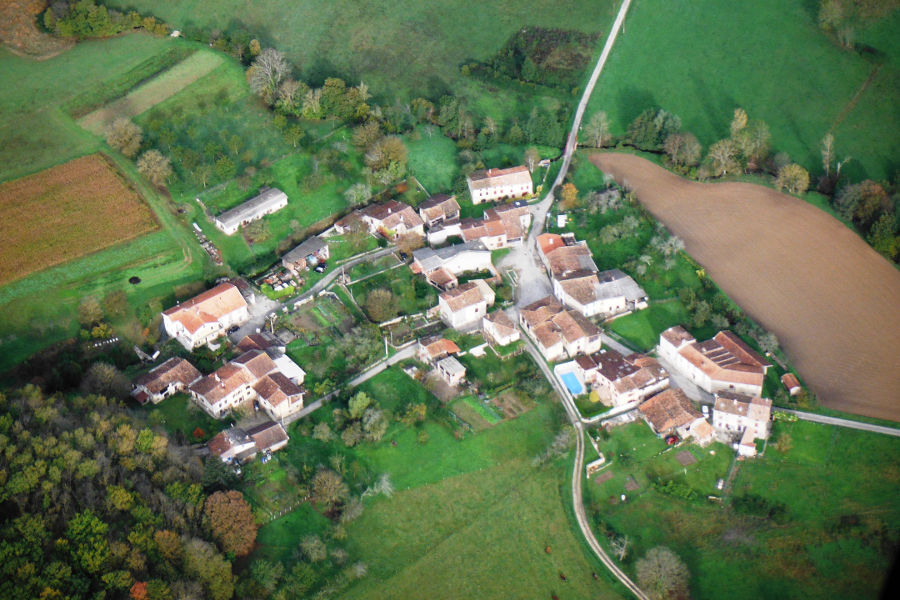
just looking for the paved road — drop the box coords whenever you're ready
[775,408,900,437]
[296,246,396,304]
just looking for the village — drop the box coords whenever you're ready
[131,161,796,486]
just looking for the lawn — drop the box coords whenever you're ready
[583,0,899,181]
[0,154,158,285]
[349,264,437,318]
[607,301,689,352]
[405,126,459,194]
[587,420,900,600]
[142,393,229,444]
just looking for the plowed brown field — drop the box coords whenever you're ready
[0,154,157,285]
[591,152,900,421]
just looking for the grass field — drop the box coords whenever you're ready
[142,392,228,444]
[584,0,899,181]
[588,420,900,600]
[405,126,459,194]
[607,301,688,352]
[0,154,158,285]
[593,152,900,421]
[78,49,224,134]
[105,0,617,105]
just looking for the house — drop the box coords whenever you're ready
[467,166,533,204]
[460,204,532,249]
[438,279,495,330]
[781,373,802,396]
[553,269,648,318]
[246,421,289,454]
[419,194,460,228]
[712,391,772,447]
[639,388,711,444]
[131,357,202,405]
[436,356,466,386]
[658,326,770,397]
[410,242,493,290]
[162,283,250,351]
[537,233,598,278]
[417,337,461,363]
[282,236,330,272]
[357,200,424,239]
[214,187,288,235]
[189,349,305,420]
[425,219,463,246]
[518,296,603,362]
[574,349,669,407]
[208,427,258,463]
[482,310,520,346]
[236,332,284,354]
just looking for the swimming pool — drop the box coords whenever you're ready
[560,371,584,396]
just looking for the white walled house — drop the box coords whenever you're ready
[162,283,249,351]
[436,356,466,386]
[419,194,460,227]
[712,392,772,450]
[518,296,603,362]
[482,310,520,347]
[214,187,288,235]
[467,166,533,204]
[131,357,202,405]
[658,326,770,397]
[575,349,669,407]
[411,242,493,290]
[438,280,495,330]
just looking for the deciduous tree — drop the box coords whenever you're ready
[77,296,104,326]
[775,163,810,194]
[707,139,739,177]
[559,183,578,210]
[81,363,130,399]
[524,146,541,172]
[636,546,690,600]
[582,110,612,147]
[204,490,257,557]
[364,288,397,322]
[311,469,349,507]
[663,132,702,169]
[137,150,172,187]
[248,48,289,105]
[105,118,143,158]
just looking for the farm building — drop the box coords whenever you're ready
[410,241,493,290]
[189,349,305,420]
[658,326,770,397]
[554,269,648,318]
[518,296,602,362]
[639,388,712,445]
[438,279,496,330]
[162,282,250,351]
[236,332,284,354]
[247,421,289,454]
[575,349,669,407]
[131,357,201,405]
[419,194,460,228]
[781,373,802,396]
[214,187,288,235]
[482,309,520,347]
[282,236,329,271]
[417,337,461,363]
[467,166,533,204]
[712,391,772,456]
[208,427,258,463]
[436,356,466,386]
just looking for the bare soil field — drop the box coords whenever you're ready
[0,0,72,59]
[591,152,900,421]
[0,154,158,285]
[78,50,223,134]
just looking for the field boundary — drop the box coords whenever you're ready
[78,49,224,134]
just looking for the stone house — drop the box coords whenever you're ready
[518,296,603,362]
[410,242,493,290]
[639,388,713,445]
[417,337,461,363]
[214,187,288,235]
[418,194,460,228]
[467,166,533,204]
[438,279,495,330]
[482,309,520,347]
[712,391,772,456]
[131,357,202,405]
[357,200,424,239]
[658,326,770,397]
[575,349,669,407]
[162,283,250,351]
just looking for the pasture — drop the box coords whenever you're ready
[78,49,224,134]
[583,0,899,181]
[0,154,158,285]
[592,152,900,421]
[589,420,900,600]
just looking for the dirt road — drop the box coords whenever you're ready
[592,152,900,421]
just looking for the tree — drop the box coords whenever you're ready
[283,125,304,148]
[636,546,690,600]
[183,539,234,600]
[312,422,334,442]
[559,183,579,210]
[66,510,109,574]
[343,182,371,207]
[582,110,612,147]
[707,139,739,176]
[248,39,261,57]
[248,48,289,105]
[105,118,143,158]
[734,120,771,166]
[362,406,388,442]
[348,391,375,420]
[663,132,702,168]
[867,212,899,261]
[353,121,383,150]
[299,535,327,562]
[818,0,845,31]
[204,490,257,557]
[821,133,835,176]
[202,456,239,491]
[396,232,424,255]
[524,146,541,173]
[104,289,128,319]
[137,150,172,187]
[81,363,130,399]
[364,288,397,322]
[311,469,349,507]
[775,163,810,194]
[365,136,407,172]
[730,108,748,138]
[77,296,104,326]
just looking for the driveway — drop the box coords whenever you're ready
[229,294,282,342]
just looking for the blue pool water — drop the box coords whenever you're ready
[560,372,584,395]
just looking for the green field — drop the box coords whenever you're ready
[607,301,689,352]
[584,0,899,181]
[105,0,617,104]
[588,420,900,600]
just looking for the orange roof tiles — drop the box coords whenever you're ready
[163,283,247,334]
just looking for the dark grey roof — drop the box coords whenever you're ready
[216,187,287,230]
[283,236,327,263]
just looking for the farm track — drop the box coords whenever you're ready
[592,152,900,421]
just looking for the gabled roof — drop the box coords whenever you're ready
[419,194,460,221]
[190,363,256,404]
[660,325,695,348]
[545,243,598,279]
[361,200,423,230]
[639,389,702,433]
[419,337,461,359]
[283,236,327,264]
[467,165,531,190]
[412,241,489,274]
[440,280,494,312]
[208,427,255,457]
[232,350,278,379]
[253,372,303,407]
[520,296,601,350]
[236,332,282,353]
[216,187,287,230]
[246,421,289,452]
[163,283,247,334]
[135,357,201,393]
[714,392,772,422]
[578,349,668,396]
[484,309,517,336]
